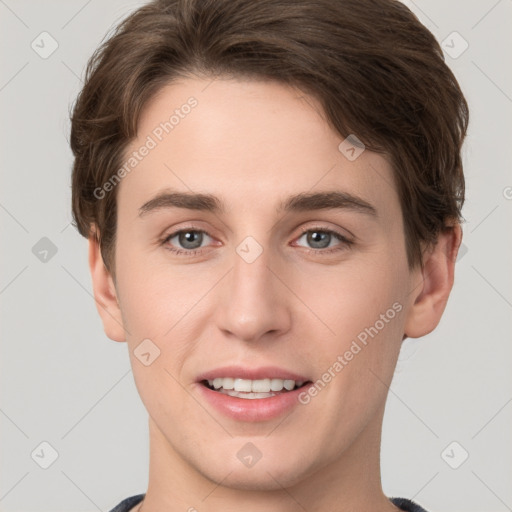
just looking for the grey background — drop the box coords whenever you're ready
[1,1,511,511]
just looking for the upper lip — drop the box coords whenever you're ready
[196,366,310,382]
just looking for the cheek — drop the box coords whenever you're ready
[294,253,408,396]
[293,262,406,432]
[299,257,405,338]
[114,243,199,337]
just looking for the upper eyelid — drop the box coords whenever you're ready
[164,225,345,237]
[296,225,352,239]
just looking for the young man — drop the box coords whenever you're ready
[69,0,468,510]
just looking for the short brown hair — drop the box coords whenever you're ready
[70,0,469,274]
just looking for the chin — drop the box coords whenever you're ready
[208,464,307,492]
[183,442,310,491]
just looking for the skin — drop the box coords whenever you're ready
[88,76,461,512]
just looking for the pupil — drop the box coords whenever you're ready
[309,231,329,249]
[180,231,201,249]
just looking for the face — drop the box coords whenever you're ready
[94,76,440,491]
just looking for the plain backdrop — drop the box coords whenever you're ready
[1,1,511,511]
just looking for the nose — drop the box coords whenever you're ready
[215,243,292,343]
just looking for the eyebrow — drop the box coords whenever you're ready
[138,189,377,218]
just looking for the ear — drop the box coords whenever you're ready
[88,230,126,342]
[404,224,462,338]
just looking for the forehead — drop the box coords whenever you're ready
[117,77,400,221]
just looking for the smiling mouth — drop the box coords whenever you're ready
[201,378,312,399]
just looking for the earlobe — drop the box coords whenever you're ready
[88,231,126,342]
[404,224,462,339]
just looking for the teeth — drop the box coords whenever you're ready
[235,378,253,392]
[222,377,234,389]
[219,389,277,399]
[206,377,304,392]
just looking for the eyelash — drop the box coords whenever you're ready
[160,225,353,257]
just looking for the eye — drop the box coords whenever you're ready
[160,225,352,257]
[162,229,213,254]
[294,227,352,253]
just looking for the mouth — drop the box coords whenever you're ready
[196,368,314,421]
[200,378,312,400]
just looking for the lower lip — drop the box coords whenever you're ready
[196,382,310,422]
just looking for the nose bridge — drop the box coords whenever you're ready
[216,236,290,341]
[233,237,273,297]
